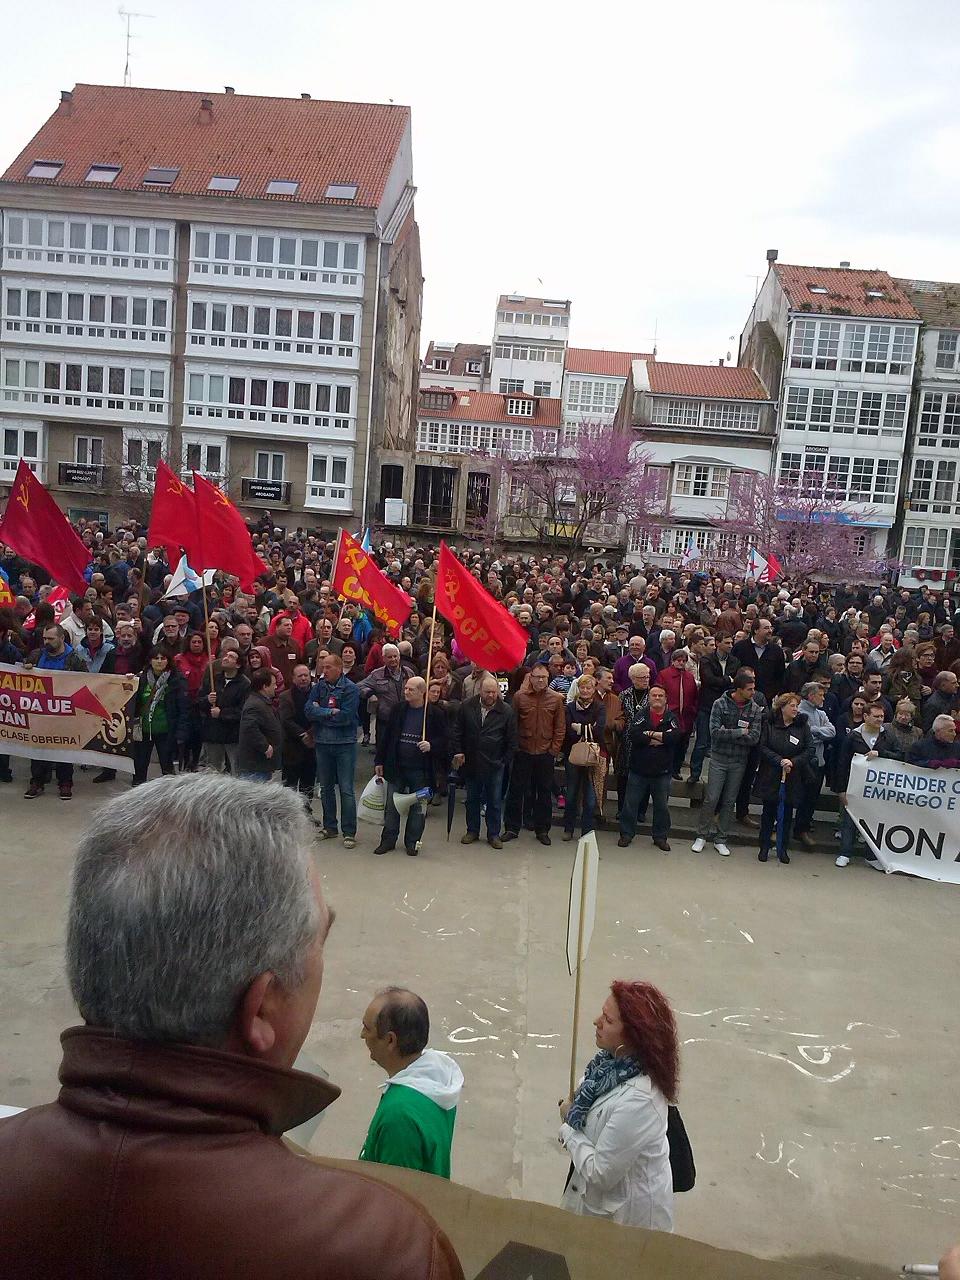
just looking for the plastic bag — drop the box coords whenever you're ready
[358,773,386,825]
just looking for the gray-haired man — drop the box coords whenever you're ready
[0,774,462,1280]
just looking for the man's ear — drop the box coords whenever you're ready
[235,972,278,1056]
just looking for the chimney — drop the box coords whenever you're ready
[718,357,725,366]
[198,97,213,125]
[766,248,778,266]
[60,89,73,116]
[301,92,311,100]
[839,260,851,269]
[224,85,235,95]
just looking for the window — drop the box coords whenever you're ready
[903,526,926,565]
[919,390,960,447]
[673,463,729,499]
[125,436,162,472]
[778,452,802,486]
[28,160,63,179]
[466,360,482,375]
[785,386,808,424]
[874,458,898,500]
[936,332,959,370]
[0,426,41,473]
[500,379,523,394]
[266,179,299,196]
[85,164,121,183]
[75,436,104,466]
[325,182,358,200]
[533,381,552,396]
[651,398,699,427]
[506,397,535,417]
[143,167,179,187]
[849,457,874,500]
[255,452,285,482]
[432,358,450,372]
[208,175,240,191]
[380,464,403,501]
[927,528,949,567]
[790,320,816,368]
[858,392,882,431]
[466,472,490,520]
[841,323,866,371]
[825,454,850,497]
[307,450,353,509]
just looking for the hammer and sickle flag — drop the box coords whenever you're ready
[192,472,269,592]
[436,542,526,673]
[147,460,203,570]
[0,459,91,595]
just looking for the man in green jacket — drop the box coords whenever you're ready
[359,987,463,1178]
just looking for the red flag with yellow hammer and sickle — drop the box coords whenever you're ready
[0,459,90,595]
[147,460,201,569]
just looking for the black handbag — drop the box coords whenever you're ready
[667,1104,696,1192]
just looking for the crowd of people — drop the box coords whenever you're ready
[2,515,959,867]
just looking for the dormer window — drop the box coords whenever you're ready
[85,164,120,183]
[208,175,240,192]
[421,391,455,410]
[507,397,535,418]
[325,182,358,200]
[865,288,886,299]
[808,284,828,294]
[27,160,63,179]
[432,358,450,372]
[266,179,299,196]
[465,361,481,374]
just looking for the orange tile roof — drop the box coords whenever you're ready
[419,388,561,428]
[1,84,409,209]
[645,361,770,401]
[773,264,920,322]
[565,347,652,377]
[497,294,570,315]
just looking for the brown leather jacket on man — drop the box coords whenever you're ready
[512,681,566,755]
[0,1027,463,1280]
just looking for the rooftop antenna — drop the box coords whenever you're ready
[119,7,154,87]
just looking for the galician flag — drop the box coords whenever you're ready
[163,554,216,599]
[681,540,700,568]
[746,546,769,583]
[359,527,372,553]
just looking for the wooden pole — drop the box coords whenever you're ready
[200,579,216,693]
[569,844,590,1098]
[421,598,438,740]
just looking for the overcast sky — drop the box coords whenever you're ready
[3,0,959,364]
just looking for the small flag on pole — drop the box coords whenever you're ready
[163,555,216,599]
[681,540,700,568]
[359,527,372,553]
[746,546,769,583]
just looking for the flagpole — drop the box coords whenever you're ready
[421,596,438,741]
[569,846,590,1098]
[200,578,216,694]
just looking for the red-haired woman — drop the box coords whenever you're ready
[558,980,678,1230]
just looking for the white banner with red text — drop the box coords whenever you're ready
[846,754,960,884]
[0,662,139,773]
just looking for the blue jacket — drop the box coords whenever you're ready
[305,675,360,745]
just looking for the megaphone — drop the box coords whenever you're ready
[392,787,432,817]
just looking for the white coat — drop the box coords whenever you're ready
[559,1074,673,1230]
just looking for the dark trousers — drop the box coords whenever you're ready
[688,709,712,781]
[673,732,691,776]
[382,767,428,851]
[759,793,795,855]
[132,732,176,784]
[620,771,671,841]
[793,764,824,835]
[736,745,761,819]
[466,765,505,838]
[564,761,596,836]
[0,753,12,780]
[30,759,73,785]
[283,751,317,798]
[504,750,554,835]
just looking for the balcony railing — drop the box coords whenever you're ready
[241,477,292,505]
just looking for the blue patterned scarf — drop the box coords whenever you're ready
[566,1049,643,1131]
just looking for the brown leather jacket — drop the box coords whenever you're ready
[512,684,566,755]
[0,1027,463,1280]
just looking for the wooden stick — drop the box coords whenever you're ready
[569,843,590,1097]
[421,598,438,741]
[200,578,216,693]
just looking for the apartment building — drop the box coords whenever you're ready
[420,340,486,390]
[895,279,960,587]
[614,360,776,566]
[0,83,420,529]
[489,294,569,398]
[376,385,561,535]
[561,347,650,438]
[739,257,920,560]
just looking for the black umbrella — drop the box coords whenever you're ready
[446,769,460,840]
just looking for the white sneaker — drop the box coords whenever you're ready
[691,837,706,853]
[835,855,850,868]
[714,842,732,857]
[864,857,883,871]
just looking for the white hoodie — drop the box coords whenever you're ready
[382,1048,464,1110]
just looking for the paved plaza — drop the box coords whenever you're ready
[1,763,957,1278]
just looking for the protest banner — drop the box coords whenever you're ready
[0,662,139,773]
[331,529,412,634]
[846,755,960,884]
[436,542,527,672]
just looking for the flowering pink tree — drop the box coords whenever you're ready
[709,473,899,580]
[487,424,665,560]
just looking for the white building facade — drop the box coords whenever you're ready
[0,84,420,529]
[489,295,569,398]
[896,279,960,588]
[740,259,920,560]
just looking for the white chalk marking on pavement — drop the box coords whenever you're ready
[469,1011,492,1025]
[740,930,755,944]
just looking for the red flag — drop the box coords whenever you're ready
[0,460,90,596]
[332,529,412,635]
[767,552,784,581]
[436,542,526,672]
[192,472,269,592]
[147,461,200,568]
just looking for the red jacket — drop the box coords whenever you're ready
[655,665,699,735]
[268,609,312,652]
